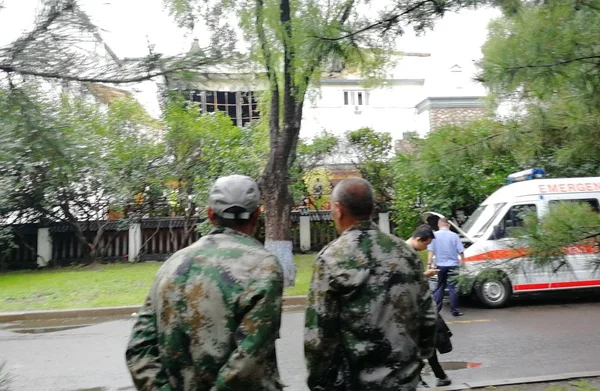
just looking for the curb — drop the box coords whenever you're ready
[422,371,600,390]
[0,296,308,322]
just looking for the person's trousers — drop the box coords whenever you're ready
[434,266,460,315]
[428,351,446,379]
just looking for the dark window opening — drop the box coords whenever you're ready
[227,105,237,119]
[241,104,250,119]
[205,92,215,105]
[185,90,260,127]
[494,204,537,239]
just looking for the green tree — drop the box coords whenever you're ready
[0,0,226,84]
[516,202,600,272]
[161,97,267,243]
[0,86,162,263]
[345,127,396,206]
[289,131,339,206]
[470,0,600,276]
[392,119,521,238]
[165,0,487,279]
[478,0,600,176]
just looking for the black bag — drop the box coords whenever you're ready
[436,315,453,354]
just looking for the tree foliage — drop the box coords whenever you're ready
[516,202,600,271]
[0,84,163,261]
[162,97,266,215]
[392,119,522,238]
[289,131,339,204]
[344,127,396,206]
[163,0,491,254]
[478,0,600,176]
[0,0,229,85]
[0,85,267,262]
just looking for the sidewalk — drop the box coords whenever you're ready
[0,296,308,323]
[490,377,600,391]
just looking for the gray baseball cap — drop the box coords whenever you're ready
[208,175,261,219]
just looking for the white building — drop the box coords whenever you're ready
[302,52,488,142]
[171,47,489,148]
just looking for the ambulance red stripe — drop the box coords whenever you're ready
[513,280,600,291]
[464,244,599,262]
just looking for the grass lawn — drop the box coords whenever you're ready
[0,254,317,312]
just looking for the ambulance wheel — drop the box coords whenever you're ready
[475,273,511,308]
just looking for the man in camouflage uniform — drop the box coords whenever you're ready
[126,175,284,391]
[304,178,437,391]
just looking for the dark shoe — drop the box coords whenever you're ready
[451,312,464,317]
[419,379,430,388]
[436,376,452,387]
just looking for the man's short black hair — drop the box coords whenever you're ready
[332,178,374,218]
[412,224,435,241]
[213,206,256,229]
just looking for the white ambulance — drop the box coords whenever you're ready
[424,170,600,308]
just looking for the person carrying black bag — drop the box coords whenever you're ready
[424,314,452,387]
[406,225,453,388]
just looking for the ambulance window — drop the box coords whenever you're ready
[548,199,600,213]
[495,204,537,239]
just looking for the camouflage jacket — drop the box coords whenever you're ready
[126,226,284,391]
[304,221,436,391]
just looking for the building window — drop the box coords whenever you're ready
[187,90,260,127]
[343,90,369,106]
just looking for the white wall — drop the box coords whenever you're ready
[301,80,424,141]
[300,49,491,141]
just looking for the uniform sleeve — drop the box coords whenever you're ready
[416,257,437,360]
[213,263,284,390]
[125,294,172,391]
[304,252,342,390]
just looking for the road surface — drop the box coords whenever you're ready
[1,292,600,390]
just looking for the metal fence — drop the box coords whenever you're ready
[0,212,342,271]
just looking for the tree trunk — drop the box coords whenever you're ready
[262,137,297,287]
[261,109,303,287]
[262,147,293,242]
[255,0,308,287]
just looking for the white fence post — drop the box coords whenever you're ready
[378,212,391,234]
[300,215,311,252]
[128,222,142,262]
[37,228,52,267]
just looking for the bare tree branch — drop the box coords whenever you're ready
[498,55,600,71]
[0,0,224,84]
[312,0,435,41]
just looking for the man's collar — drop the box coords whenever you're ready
[209,225,253,239]
[344,219,378,232]
[440,227,450,230]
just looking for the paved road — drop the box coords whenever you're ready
[2,292,600,391]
